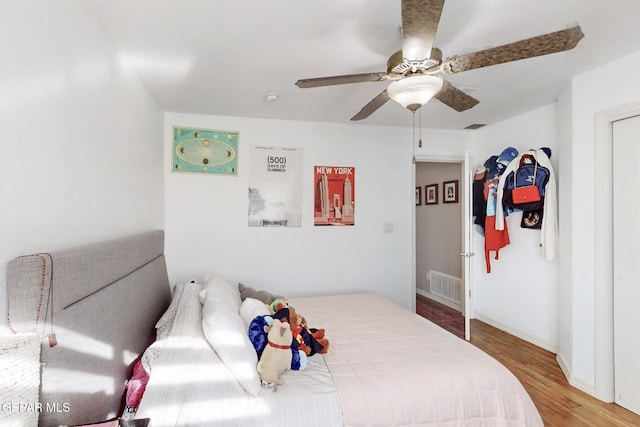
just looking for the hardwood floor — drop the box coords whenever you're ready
[416,294,640,426]
[415,293,465,338]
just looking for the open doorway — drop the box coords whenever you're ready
[415,160,465,335]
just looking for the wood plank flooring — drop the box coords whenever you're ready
[416,294,640,426]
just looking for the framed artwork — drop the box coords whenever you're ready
[172,126,238,175]
[425,183,438,205]
[443,179,459,203]
[314,165,355,226]
[415,187,422,206]
[248,146,303,227]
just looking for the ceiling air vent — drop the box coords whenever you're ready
[464,123,486,130]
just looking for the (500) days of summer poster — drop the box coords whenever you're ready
[314,165,355,226]
[248,146,303,227]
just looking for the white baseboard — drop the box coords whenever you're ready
[556,353,599,399]
[473,314,558,354]
[555,353,571,383]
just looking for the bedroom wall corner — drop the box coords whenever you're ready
[0,2,164,336]
[556,81,575,388]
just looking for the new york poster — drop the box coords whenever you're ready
[314,165,355,226]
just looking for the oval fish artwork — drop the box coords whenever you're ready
[173,126,238,175]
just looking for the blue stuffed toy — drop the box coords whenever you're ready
[248,315,307,370]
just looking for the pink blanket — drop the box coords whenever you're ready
[289,293,543,427]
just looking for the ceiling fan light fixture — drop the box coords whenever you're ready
[387,74,444,111]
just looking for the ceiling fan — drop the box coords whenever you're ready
[295,0,584,121]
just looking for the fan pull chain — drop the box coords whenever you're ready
[418,109,423,148]
[412,111,416,164]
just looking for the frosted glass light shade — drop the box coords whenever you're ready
[387,75,444,111]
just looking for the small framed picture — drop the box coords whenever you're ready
[425,183,438,205]
[415,187,422,206]
[443,180,459,203]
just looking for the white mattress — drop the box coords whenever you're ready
[290,293,543,427]
[137,287,542,427]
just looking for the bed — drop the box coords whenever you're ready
[6,230,543,427]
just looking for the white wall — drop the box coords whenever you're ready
[164,113,415,309]
[470,105,560,352]
[557,49,640,395]
[0,1,164,335]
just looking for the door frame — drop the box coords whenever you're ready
[594,100,640,402]
[412,153,473,339]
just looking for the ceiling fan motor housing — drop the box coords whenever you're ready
[387,48,443,74]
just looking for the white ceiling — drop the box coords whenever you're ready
[83,0,640,129]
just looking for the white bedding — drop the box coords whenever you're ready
[136,287,542,427]
[135,283,343,427]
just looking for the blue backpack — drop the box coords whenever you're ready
[503,154,549,211]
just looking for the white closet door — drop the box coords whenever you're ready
[613,114,640,415]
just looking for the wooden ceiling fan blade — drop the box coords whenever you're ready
[351,90,391,121]
[401,0,445,62]
[434,80,479,112]
[441,25,584,74]
[296,72,391,88]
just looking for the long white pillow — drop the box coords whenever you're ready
[201,290,261,396]
[200,275,242,312]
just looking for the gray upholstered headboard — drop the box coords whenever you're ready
[7,230,171,427]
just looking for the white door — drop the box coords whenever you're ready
[612,114,640,415]
[462,151,473,341]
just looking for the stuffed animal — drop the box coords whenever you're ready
[248,315,307,370]
[273,307,329,356]
[261,297,330,356]
[268,297,290,314]
[256,318,293,385]
[238,283,284,304]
